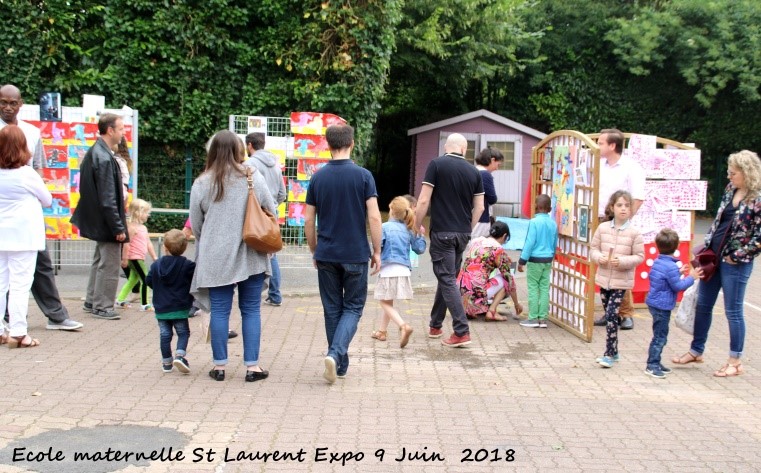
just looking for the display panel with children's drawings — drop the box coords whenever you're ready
[530,131,703,342]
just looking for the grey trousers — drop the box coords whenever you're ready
[429,232,472,336]
[5,249,69,323]
[85,241,121,311]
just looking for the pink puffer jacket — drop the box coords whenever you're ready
[590,221,644,290]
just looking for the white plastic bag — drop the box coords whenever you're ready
[675,284,698,335]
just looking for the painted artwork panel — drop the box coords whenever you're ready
[44,145,68,168]
[43,168,69,192]
[44,217,61,238]
[44,193,71,216]
[70,169,80,193]
[287,202,307,227]
[641,180,707,211]
[633,211,692,244]
[69,192,80,211]
[277,202,286,225]
[551,145,576,236]
[293,134,330,159]
[287,179,310,202]
[290,112,346,135]
[297,159,330,180]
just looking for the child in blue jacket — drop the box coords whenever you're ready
[645,228,701,379]
[371,196,427,348]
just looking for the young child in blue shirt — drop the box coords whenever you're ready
[644,228,702,379]
[146,229,196,374]
[517,194,558,328]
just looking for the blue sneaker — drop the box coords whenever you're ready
[645,367,666,379]
[596,356,616,368]
[659,364,672,374]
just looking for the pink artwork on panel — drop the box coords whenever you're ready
[632,211,692,244]
[641,180,707,212]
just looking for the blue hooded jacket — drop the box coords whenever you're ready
[645,254,695,311]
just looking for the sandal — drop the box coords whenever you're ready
[371,330,387,341]
[399,324,413,348]
[713,363,744,377]
[7,335,40,349]
[672,352,703,365]
[485,309,507,322]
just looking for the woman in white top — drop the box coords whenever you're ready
[0,125,52,348]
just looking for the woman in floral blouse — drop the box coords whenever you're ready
[673,150,761,377]
[458,221,523,321]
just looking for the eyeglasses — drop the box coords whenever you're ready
[727,171,739,177]
[0,100,21,107]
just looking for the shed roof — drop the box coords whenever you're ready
[407,109,547,140]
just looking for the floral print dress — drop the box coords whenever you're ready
[457,237,516,317]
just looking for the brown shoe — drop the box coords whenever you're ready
[371,330,387,342]
[399,324,413,348]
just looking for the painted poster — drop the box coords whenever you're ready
[247,116,267,134]
[43,168,69,192]
[70,169,80,193]
[38,92,62,122]
[297,159,329,180]
[44,193,71,216]
[68,145,89,160]
[290,112,346,135]
[44,146,68,168]
[287,202,307,227]
[293,134,330,159]
[541,147,552,181]
[636,148,701,180]
[641,180,707,211]
[633,211,692,244]
[551,145,576,236]
[277,202,286,225]
[287,179,310,202]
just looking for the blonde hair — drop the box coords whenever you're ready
[728,150,761,201]
[128,198,152,224]
[389,196,414,231]
[163,229,187,256]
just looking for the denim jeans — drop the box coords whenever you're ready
[316,261,368,376]
[600,288,625,357]
[157,318,190,363]
[429,232,471,336]
[266,254,282,304]
[208,272,265,366]
[646,306,671,369]
[691,260,753,359]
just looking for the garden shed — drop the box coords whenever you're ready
[407,109,546,217]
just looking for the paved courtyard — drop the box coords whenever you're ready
[1,224,760,472]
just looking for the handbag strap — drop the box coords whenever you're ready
[245,167,255,191]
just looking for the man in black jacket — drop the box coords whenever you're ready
[71,113,128,320]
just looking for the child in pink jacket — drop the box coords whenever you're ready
[590,190,644,368]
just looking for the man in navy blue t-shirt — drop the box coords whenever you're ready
[305,124,382,383]
[414,133,484,347]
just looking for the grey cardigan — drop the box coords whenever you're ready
[189,167,276,310]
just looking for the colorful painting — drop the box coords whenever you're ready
[43,168,69,192]
[297,159,330,180]
[277,202,286,225]
[541,147,552,181]
[290,112,346,135]
[68,145,89,160]
[633,211,692,244]
[293,134,331,159]
[44,193,71,216]
[70,169,80,193]
[551,145,576,236]
[287,202,307,227]
[633,148,701,180]
[45,146,68,168]
[287,179,310,202]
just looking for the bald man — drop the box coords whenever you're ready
[414,133,485,347]
[0,84,83,331]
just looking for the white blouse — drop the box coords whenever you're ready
[0,166,52,251]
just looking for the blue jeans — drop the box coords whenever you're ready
[208,273,265,366]
[646,306,671,369]
[429,232,471,336]
[266,254,282,304]
[316,261,368,376]
[691,260,753,359]
[157,318,190,363]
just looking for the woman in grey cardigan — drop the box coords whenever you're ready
[190,130,276,382]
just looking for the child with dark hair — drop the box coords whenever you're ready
[644,228,701,378]
[146,229,195,374]
[517,194,558,328]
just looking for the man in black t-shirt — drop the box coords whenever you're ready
[414,133,484,347]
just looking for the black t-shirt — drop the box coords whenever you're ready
[422,153,484,233]
[710,199,737,254]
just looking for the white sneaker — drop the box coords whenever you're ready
[520,320,540,328]
[46,319,84,331]
[323,356,337,384]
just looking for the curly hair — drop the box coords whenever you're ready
[728,150,761,200]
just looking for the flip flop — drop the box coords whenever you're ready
[713,363,744,377]
[8,335,40,348]
[672,352,704,364]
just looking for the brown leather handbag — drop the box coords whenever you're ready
[242,168,283,253]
